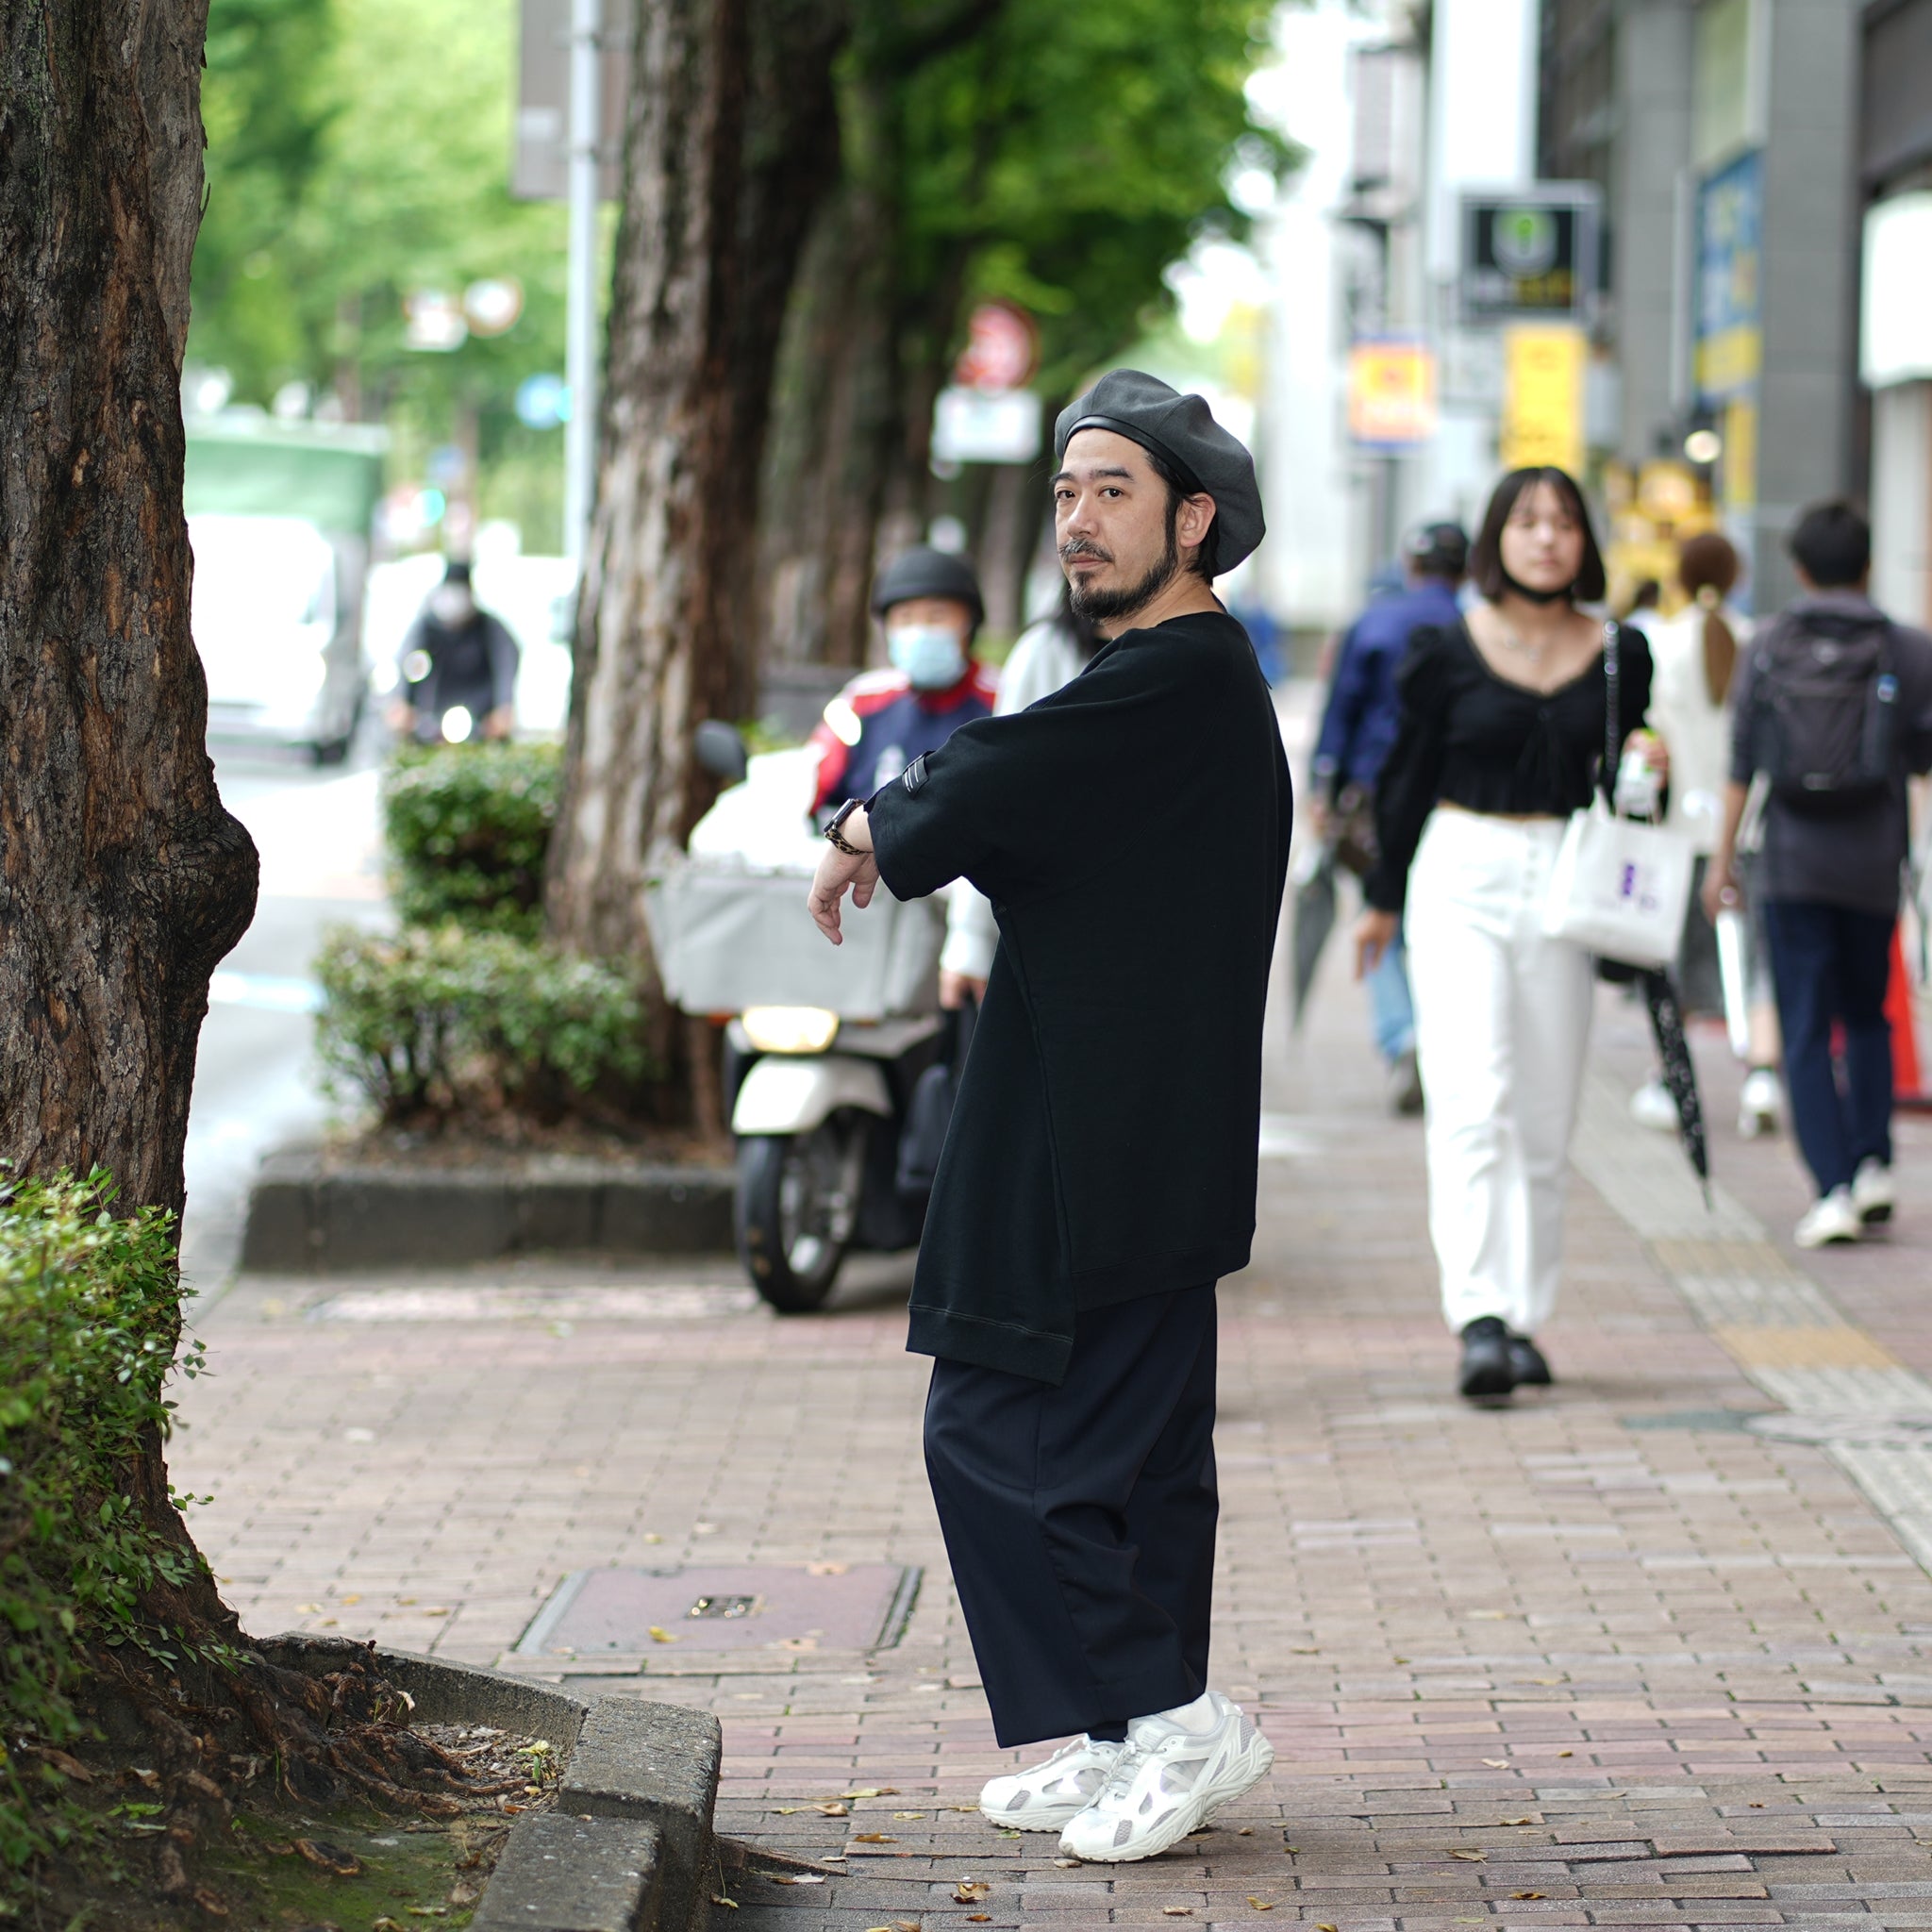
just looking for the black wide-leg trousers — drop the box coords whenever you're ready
[923,1285,1218,1749]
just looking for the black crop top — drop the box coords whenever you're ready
[1364,620,1653,913]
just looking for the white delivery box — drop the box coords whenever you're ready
[641,745,944,1021]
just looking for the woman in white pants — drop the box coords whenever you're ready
[1354,469,1664,1401]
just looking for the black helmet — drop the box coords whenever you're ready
[870,544,984,630]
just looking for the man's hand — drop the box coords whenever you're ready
[481,705,516,741]
[808,804,878,945]
[1355,908,1399,978]
[1702,851,1739,924]
[939,970,987,1009]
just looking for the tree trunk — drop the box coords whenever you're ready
[545,0,847,976]
[0,0,256,1217]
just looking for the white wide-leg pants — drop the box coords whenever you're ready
[1404,809,1594,1337]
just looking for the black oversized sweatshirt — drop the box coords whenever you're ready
[866,608,1292,1384]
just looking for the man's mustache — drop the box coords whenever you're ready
[1059,541,1113,565]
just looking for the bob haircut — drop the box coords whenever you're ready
[1468,466,1607,606]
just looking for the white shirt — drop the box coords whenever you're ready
[1644,602,1752,854]
[941,618,1091,979]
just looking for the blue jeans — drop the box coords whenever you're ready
[1760,900,1895,1197]
[1367,923,1416,1062]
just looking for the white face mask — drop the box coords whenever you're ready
[887,623,967,691]
[430,585,475,626]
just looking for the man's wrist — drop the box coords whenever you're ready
[824,797,874,857]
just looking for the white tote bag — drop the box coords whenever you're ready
[1541,623,1695,971]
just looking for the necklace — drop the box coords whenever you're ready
[1494,624,1549,662]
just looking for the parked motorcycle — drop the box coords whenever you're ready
[645,724,957,1312]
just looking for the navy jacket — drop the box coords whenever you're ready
[1311,577,1462,798]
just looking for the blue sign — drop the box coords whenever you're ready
[515,372,571,430]
[1695,150,1762,401]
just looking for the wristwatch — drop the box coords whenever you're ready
[824,796,871,857]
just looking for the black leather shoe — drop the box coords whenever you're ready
[1508,1334,1553,1387]
[1458,1316,1516,1400]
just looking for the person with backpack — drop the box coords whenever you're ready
[1704,500,1932,1248]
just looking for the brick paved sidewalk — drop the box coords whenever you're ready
[175,946,1932,1928]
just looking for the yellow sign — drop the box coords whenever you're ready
[1722,395,1757,510]
[1500,325,1586,474]
[1347,341,1438,446]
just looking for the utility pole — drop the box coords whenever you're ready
[563,0,602,567]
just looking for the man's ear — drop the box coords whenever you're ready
[1178,492,1217,561]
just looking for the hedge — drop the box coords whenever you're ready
[313,924,654,1126]
[381,741,560,939]
[0,1170,204,1890]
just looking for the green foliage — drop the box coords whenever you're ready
[854,0,1292,399]
[0,1173,204,1887]
[314,926,654,1126]
[191,0,583,533]
[382,742,561,939]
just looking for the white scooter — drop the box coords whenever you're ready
[655,725,954,1311]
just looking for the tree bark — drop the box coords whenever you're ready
[0,0,258,1217]
[544,0,848,969]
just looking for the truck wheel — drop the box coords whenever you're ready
[735,1112,868,1313]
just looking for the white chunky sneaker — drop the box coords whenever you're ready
[978,1735,1125,1830]
[1853,1158,1895,1226]
[1794,1187,1861,1250]
[1058,1692,1274,1863]
[1738,1068,1782,1140]
[1629,1079,1679,1133]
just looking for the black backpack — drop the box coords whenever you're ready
[1748,608,1901,811]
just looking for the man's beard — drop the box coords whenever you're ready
[1063,507,1181,625]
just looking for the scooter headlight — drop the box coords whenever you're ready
[741,1006,839,1054]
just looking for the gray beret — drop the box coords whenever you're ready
[1053,369,1264,575]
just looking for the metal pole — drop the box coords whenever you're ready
[563,0,602,568]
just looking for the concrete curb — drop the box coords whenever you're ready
[258,1634,722,1932]
[240,1151,735,1271]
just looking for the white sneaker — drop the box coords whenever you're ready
[1739,1068,1782,1140]
[1057,1691,1274,1864]
[1853,1158,1895,1226]
[978,1735,1125,1830]
[1794,1187,1861,1250]
[1629,1080,1679,1132]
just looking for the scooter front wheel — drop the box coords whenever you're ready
[735,1112,868,1312]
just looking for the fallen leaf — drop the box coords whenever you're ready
[447,1882,479,1908]
[37,1749,93,1782]
[1291,1646,1320,1655]
[1247,1901,1276,1912]
[770,1874,825,1886]
[1392,1656,1410,1664]
[945,1805,981,1813]
[1502,1816,1535,1826]
[192,1889,228,1917]
[772,1807,801,1815]
[806,1561,850,1575]
[852,1833,896,1843]
[1318,1924,1340,1931]
[340,1594,362,1606]
[813,1802,850,1817]
[967,1919,991,1925]
[647,1626,679,1644]
[1530,1676,1561,1685]
[1482,1758,1508,1769]
[1162,1910,1192,1919]
[1448,1850,1486,1861]
[892,1810,925,1819]
[1053,1857,1080,1868]
[643,1532,662,1543]
[1750,1801,1764,1808]
[711,1897,740,1909]
[954,1880,991,1903]
[423,1607,451,1617]
[397,1597,417,1606]
[1557,1749,1573,1757]
[1238,1827,1254,1836]
[130,1767,160,1790]
[1511,1891,1545,1901]
[293,1839,361,1877]
[843,1787,898,1798]
[295,1603,322,1614]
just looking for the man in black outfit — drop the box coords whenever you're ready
[807,371,1291,1864]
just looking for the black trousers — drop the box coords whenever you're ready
[923,1285,1218,1749]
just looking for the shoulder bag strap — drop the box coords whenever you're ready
[1600,618,1621,803]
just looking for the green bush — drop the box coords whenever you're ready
[381,741,560,938]
[0,1171,205,1886]
[314,924,654,1125]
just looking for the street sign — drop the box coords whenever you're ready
[931,388,1041,466]
[514,0,630,201]
[1459,185,1599,326]
[954,303,1039,392]
[1500,325,1586,475]
[1347,339,1437,447]
[1694,149,1761,401]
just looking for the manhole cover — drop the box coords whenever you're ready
[515,1563,920,1657]
[1746,1411,1932,1449]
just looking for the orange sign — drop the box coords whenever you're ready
[1348,341,1438,447]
